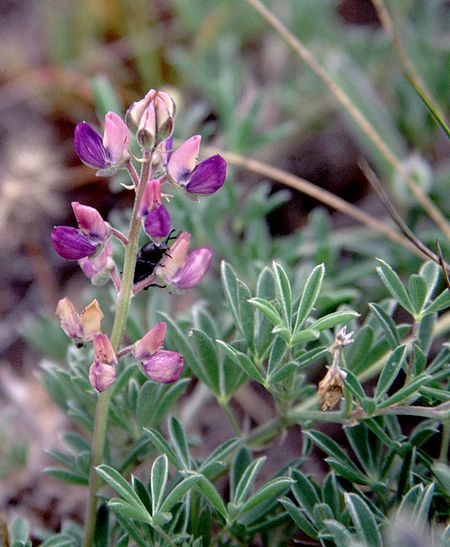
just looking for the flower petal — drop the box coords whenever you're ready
[103,112,130,165]
[167,135,201,184]
[144,205,171,239]
[143,350,184,383]
[89,361,116,392]
[51,226,98,260]
[72,202,109,241]
[79,300,104,339]
[156,231,190,282]
[134,322,166,361]
[74,122,108,169]
[185,155,227,195]
[138,179,162,217]
[93,333,117,366]
[171,247,212,289]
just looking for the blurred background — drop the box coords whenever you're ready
[0,0,448,536]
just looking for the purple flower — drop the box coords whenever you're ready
[51,226,99,260]
[74,112,130,173]
[144,205,171,238]
[51,202,109,260]
[154,231,212,290]
[137,179,171,239]
[167,135,226,196]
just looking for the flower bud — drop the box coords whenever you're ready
[127,90,176,150]
[126,89,157,134]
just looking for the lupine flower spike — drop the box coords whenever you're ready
[74,112,130,175]
[167,135,226,197]
[133,322,184,383]
[51,202,109,260]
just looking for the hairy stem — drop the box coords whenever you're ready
[82,152,153,547]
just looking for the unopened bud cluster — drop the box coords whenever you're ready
[51,88,227,391]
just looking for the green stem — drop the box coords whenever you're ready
[219,399,241,436]
[82,152,153,547]
[439,420,450,463]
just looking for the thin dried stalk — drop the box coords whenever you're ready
[243,0,450,240]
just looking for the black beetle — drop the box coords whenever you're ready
[133,231,176,284]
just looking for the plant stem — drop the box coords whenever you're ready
[439,420,449,463]
[82,152,153,547]
[219,399,241,436]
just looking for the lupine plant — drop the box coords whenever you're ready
[4,2,450,546]
[48,89,228,546]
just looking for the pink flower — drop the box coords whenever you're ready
[51,202,109,260]
[167,135,226,196]
[89,333,117,392]
[79,242,115,285]
[133,322,184,383]
[74,112,130,174]
[155,232,212,290]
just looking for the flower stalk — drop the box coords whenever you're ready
[82,150,153,547]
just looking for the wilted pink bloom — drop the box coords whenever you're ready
[56,298,103,342]
[155,231,212,290]
[167,135,226,196]
[74,112,130,173]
